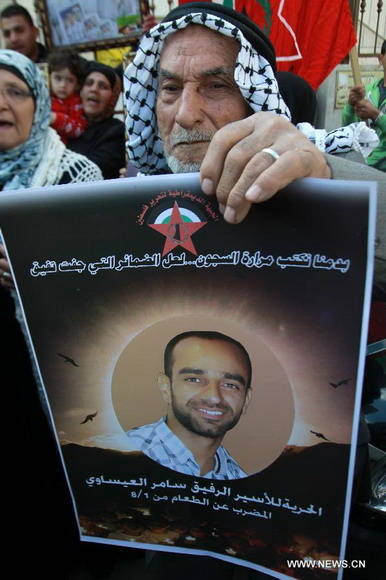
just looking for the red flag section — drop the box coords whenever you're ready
[178,0,357,90]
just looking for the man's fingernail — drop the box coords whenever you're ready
[218,203,225,214]
[245,184,263,202]
[224,206,236,224]
[201,178,214,195]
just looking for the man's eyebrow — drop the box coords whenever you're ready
[223,372,246,386]
[202,66,232,78]
[4,25,24,33]
[159,68,179,81]
[158,67,232,81]
[178,367,246,386]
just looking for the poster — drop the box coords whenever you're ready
[40,0,144,48]
[0,174,375,579]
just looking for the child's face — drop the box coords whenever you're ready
[50,67,79,100]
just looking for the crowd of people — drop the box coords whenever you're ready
[0,1,385,579]
[0,3,127,181]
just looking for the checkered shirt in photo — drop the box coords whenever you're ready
[127,416,248,480]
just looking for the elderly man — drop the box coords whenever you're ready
[124,2,385,300]
[0,4,47,63]
[123,3,384,577]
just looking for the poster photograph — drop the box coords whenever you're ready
[39,0,145,49]
[0,173,375,579]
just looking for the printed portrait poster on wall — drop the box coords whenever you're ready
[0,174,375,579]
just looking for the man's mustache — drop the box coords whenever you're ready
[189,399,232,412]
[169,128,215,146]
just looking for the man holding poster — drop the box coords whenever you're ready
[127,331,252,478]
[120,1,384,577]
[124,2,385,295]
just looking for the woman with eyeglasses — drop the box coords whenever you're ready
[0,49,102,193]
[0,49,103,287]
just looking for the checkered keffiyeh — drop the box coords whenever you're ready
[124,5,378,174]
[124,11,290,174]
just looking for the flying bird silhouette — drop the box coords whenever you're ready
[80,411,98,424]
[329,378,351,388]
[58,352,79,367]
[310,430,330,442]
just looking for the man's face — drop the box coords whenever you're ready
[156,25,250,173]
[161,337,251,440]
[1,16,39,60]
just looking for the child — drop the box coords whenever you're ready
[48,50,87,144]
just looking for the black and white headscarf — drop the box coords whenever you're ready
[124,11,290,174]
[124,5,378,174]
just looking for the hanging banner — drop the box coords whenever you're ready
[0,174,375,579]
[178,0,357,89]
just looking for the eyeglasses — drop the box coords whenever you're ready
[0,86,33,102]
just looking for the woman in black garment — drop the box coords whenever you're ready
[67,62,126,180]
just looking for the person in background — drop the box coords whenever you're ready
[0,4,47,63]
[48,51,87,143]
[67,62,126,180]
[342,39,385,172]
[0,49,102,285]
[48,50,87,144]
[0,50,101,195]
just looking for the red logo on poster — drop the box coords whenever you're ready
[148,201,207,256]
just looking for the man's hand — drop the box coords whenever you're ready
[354,99,379,122]
[0,243,14,289]
[348,85,365,107]
[200,113,331,224]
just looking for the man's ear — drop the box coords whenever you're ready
[242,387,252,415]
[33,25,39,41]
[158,372,172,404]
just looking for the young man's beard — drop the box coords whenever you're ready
[169,389,243,439]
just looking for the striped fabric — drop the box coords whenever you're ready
[127,417,247,480]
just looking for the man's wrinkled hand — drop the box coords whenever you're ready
[200,112,331,224]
